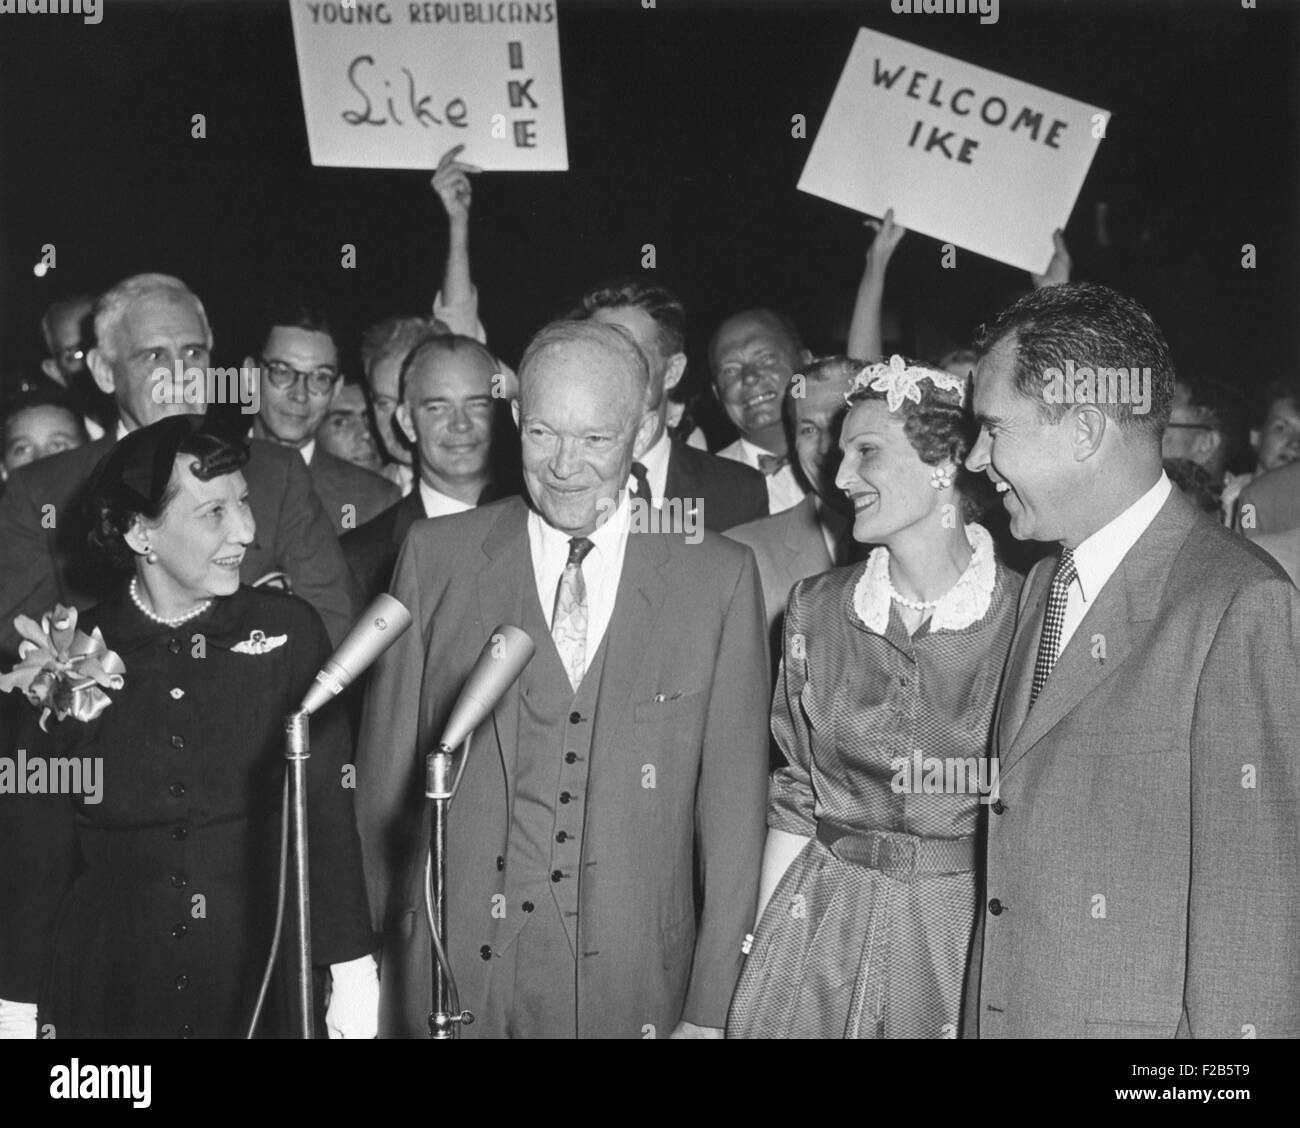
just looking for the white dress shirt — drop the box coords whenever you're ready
[418,479,474,519]
[528,494,632,680]
[717,436,806,515]
[1058,472,1172,652]
[299,439,316,465]
[637,429,672,507]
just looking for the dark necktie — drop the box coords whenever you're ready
[756,452,789,477]
[630,460,651,504]
[1028,547,1078,708]
[552,536,595,691]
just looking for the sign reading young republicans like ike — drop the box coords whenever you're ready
[798,29,1109,274]
[288,1,568,172]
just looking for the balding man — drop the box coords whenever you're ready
[710,308,811,515]
[0,273,354,654]
[357,319,769,1039]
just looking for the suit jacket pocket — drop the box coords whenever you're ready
[1085,1018,1178,1038]
[633,691,706,726]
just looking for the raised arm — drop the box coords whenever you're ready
[430,144,486,342]
[846,208,906,362]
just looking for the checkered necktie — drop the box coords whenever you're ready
[1028,547,1078,708]
[552,536,595,691]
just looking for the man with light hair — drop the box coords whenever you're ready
[0,273,355,655]
[358,318,769,1039]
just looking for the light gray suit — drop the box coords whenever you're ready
[965,488,1300,1038]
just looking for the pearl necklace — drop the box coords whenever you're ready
[886,565,940,611]
[130,577,212,627]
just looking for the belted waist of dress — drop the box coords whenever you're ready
[814,820,976,877]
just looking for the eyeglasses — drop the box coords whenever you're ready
[261,357,339,396]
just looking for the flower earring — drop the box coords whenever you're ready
[930,465,954,490]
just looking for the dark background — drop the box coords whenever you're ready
[2,0,1297,423]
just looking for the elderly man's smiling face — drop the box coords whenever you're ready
[516,338,653,537]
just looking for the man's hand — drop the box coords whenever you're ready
[431,144,481,224]
[669,1021,724,1039]
[1031,228,1072,288]
[864,208,906,274]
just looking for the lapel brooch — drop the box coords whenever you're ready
[232,629,287,656]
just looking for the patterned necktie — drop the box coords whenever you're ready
[630,460,651,503]
[552,536,595,691]
[1028,547,1078,708]
[756,452,789,477]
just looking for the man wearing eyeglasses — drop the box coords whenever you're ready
[37,294,114,440]
[247,302,399,536]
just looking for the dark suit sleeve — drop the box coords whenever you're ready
[682,546,770,1028]
[269,453,356,647]
[291,603,377,966]
[0,470,61,662]
[355,531,432,934]
[1180,576,1300,1037]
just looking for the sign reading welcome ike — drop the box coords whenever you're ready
[289,1,568,171]
[798,30,1109,274]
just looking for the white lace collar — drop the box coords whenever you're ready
[852,522,996,635]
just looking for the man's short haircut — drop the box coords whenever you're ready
[2,386,88,443]
[1257,376,1300,424]
[93,274,212,362]
[973,281,1174,434]
[40,294,96,355]
[1179,378,1251,469]
[257,297,336,354]
[571,276,686,359]
[708,307,805,378]
[360,315,451,381]
[782,354,862,431]
[518,319,650,410]
[398,333,500,403]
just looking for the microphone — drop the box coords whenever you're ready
[299,594,413,715]
[437,625,535,751]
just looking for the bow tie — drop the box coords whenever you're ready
[756,452,789,477]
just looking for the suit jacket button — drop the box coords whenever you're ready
[169,782,186,798]
[569,711,582,724]
[170,735,185,749]
[168,638,182,655]
[559,791,571,804]
[171,826,188,842]
[171,922,188,938]
[522,901,534,913]
[565,752,577,764]
[495,855,504,871]
[991,799,1006,815]
[170,873,188,889]
[479,945,492,960]
[988,898,1004,916]
[175,974,190,989]
[551,870,563,883]
[555,831,567,843]
[179,1024,193,1037]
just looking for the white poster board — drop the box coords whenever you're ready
[288,0,568,171]
[798,29,1108,274]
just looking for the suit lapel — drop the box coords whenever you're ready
[783,496,834,576]
[590,531,669,745]
[663,443,689,504]
[996,560,1051,761]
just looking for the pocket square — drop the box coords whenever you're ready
[232,629,287,655]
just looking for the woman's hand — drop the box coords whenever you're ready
[325,954,380,1039]
[864,208,907,275]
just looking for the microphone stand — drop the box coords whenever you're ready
[425,740,469,1039]
[284,710,314,1039]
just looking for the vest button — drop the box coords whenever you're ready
[559,791,571,804]
[991,799,1006,815]
[988,898,1004,916]
[550,870,563,883]
[555,831,567,843]
[480,945,492,960]
[569,711,582,724]
[495,855,504,871]
[565,752,577,764]
[522,901,534,913]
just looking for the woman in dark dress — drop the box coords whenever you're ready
[728,356,1022,1039]
[0,416,376,1037]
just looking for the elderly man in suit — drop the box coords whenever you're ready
[0,273,354,655]
[356,319,769,1039]
[726,356,864,650]
[963,282,1300,1038]
[248,301,400,535]
[570,277,768,532]
[343,332,518,602]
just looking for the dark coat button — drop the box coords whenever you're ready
[479,945,492,960]
[170,735,185,749]
[168,638,182,655]
[175,974,189,989]
[991,799,1006,815]
[568,711,581,724]
[179,1024,193,1036]
[559,791,571,804]
[550,870,563,883]
[565,752,577,764]
[522,901,534,913]
[170,874,188,889]
[171,826,188,842]
[169,782,186,798]
[171,922,188,938]
[495,855,504,871]
[555,831,567,843]
[988,898,1004,916]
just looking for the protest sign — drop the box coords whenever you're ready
[798,29,1109,273]
[288,1,568,171]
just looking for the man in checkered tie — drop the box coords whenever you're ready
[962,282,1300,1039]
[357,319,770,1039]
